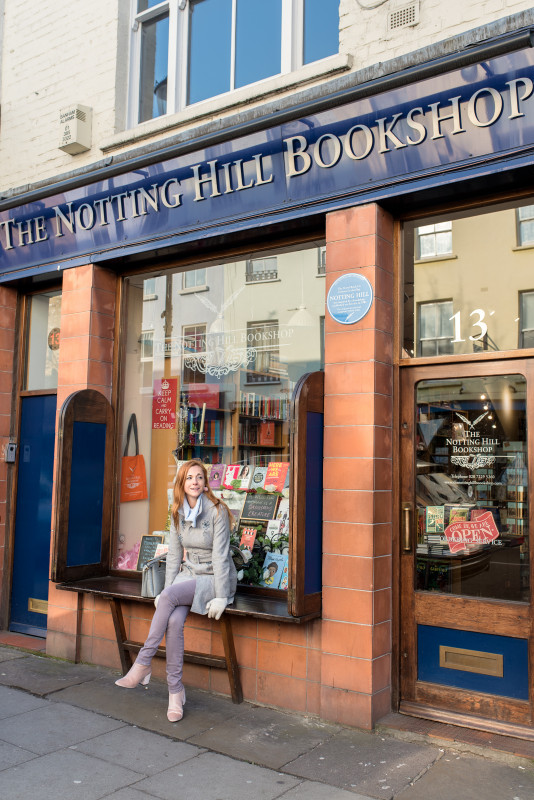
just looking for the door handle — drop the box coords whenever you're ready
[402,503,412,552]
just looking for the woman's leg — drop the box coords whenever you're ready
[165,603,191,693]
[136,580,196,670]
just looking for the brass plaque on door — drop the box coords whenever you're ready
[439,645,503,677]
[28,598,48,615]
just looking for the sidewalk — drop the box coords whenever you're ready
[0,643,533,800]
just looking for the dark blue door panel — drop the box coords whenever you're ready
[10,394,56,636]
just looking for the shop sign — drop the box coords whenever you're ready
[152,378,177,430]
[444,510,499,553]
[2,48,534,277]
[327,274,373,324]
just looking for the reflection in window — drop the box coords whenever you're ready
[317,247,326,275]
[183,268,206,290]
[415,375,529,602]
[138,11,169,123]
[418,301,453,357]
[304,0,339,64]
[246,320,280,383]
[519,291,534,348]
[182,323,207,384]
[246,257,278,283]
[517,205,534,246]
[416,222,452,259]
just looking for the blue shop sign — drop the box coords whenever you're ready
[2,48,534,278]
[327,274,373,324]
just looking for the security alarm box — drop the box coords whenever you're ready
[59,104,92,155]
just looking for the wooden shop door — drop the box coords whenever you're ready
[399,359,534,736]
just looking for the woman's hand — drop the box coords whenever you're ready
[206,597,227,620]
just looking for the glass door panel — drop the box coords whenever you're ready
[415,374,528,602]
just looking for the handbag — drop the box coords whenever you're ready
[141,554,167,598]
[120,413,148,502]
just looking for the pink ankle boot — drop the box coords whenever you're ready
[167,688,186,722]
[115,661,151,689]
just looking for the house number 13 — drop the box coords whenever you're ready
[449,309,488,342]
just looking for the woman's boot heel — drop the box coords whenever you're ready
[115,662,152,689]
[167,688,186,722]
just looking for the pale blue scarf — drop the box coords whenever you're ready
[182,496,203,527]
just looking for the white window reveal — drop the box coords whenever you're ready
[130,0,340,125]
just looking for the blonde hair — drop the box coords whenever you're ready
[172,459,234,527]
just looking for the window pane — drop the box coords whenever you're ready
[419,305,436,339]
[520,220,534,245]
[415,375,529,602]
[138,0,166,11]
[139,12,169,123]
[25,292,62,391]
[304,0,339,64]
[522,292,534,329]
[235,0,282,89]
[116,242,325,590]
[184,268,206,289]
[403,200,534,357]
[518,205,534,221]
[188,0,232,104]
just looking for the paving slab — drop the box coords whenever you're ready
[51,674,251,739]
[75,726,204,775]
[134,750,301,800]
[0,647,26,663]
[0,748,143,800]
[189,704,341,769]
[0,701,124,755]
[396,752,534,800]
[0,653,109,695]
[0,739,38,770]
[281,779,371,800]
[284,727,442,799]
[94,790,152,800]
[0,684,49,718]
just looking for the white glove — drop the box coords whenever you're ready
[154,593,161,609]
[206,597,227,620]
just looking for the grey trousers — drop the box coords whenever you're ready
[136,580,196,693]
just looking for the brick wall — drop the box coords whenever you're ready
[46,263,117,661]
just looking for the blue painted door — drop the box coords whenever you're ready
[10,394,56,636]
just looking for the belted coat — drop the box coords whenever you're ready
[164,495,237,615]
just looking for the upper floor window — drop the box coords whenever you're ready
[520,292,534,348]
[317,246,326,275]
[183,268,207,290]
[131,0,340,125]
[416,222,453,259]
[517,206,534,247]
[246,256,278,283]
[417,300,453,357]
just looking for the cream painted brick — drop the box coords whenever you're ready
[0,0,533,192]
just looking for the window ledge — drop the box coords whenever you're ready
[179,285,209,295]
[512,244,534,252]
[245,277,281,285]
[414,254,458,264]
[101,54,353,153]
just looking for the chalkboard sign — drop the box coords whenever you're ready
[136,534,164,571]
[241,492,280,521]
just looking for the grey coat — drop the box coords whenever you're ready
[164,495,237,615]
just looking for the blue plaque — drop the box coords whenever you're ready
[327,274,373,325]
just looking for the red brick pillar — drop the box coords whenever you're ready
[0,287,18,614]
[46,264,117,660]
[321,203,394,729]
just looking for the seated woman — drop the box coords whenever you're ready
[115,459,237,722]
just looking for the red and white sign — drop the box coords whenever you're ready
[444,511,499,554]
[152,378,177,430]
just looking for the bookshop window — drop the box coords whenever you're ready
[403,198,534,358]
[183,268,207,290]
[115,241,325,591]
[415,375,529,602]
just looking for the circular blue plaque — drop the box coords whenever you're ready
[327,274,374,325]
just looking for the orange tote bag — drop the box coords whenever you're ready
[120,413,148,502]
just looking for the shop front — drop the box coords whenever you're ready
[1,32,534,733]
